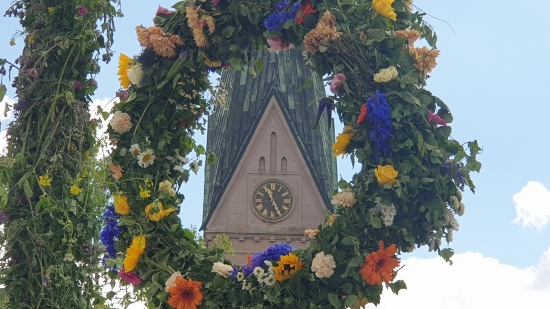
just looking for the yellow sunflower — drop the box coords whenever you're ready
[332,125,354,156]
[273,253,304,282]
[117,53,135,88]
[124,235,146,272]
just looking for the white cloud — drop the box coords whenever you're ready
[365,249,550,309]
[531,246,550,291]
[513,181,550,230]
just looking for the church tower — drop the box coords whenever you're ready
[201,49,337,264]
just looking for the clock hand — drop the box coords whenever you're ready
[266,189,283,217]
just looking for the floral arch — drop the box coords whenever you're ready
[0,0,480,308]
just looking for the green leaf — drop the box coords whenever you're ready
[223,26,235,38]
[440,248,454,264]
[400,71,418,85]
[0,84,6,101]
[389,280,407,295]
[366,29,386,42]
[327,293,341,308]
[23,180,33,199]
[344,295,358,307]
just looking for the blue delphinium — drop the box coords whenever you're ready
[366,90,393,163]
[263,0,301,34]
[250,243,294,268]
[99,205,122,264]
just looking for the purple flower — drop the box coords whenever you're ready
[156,5,175,15]
[0,211,7,223]
[100,205,121,263]
[312,98,332,130]
[263,0,301,33]
[366,90,393,163]
[77,6,88,16]
[443,161,465,191]
[74,80,82,90]
[27,68,38,78]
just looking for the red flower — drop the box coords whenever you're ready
[118,269,141,286]
[428,110,447,126]
[357,103,368,124]
[296,1,317,25]
[359,241,400,285]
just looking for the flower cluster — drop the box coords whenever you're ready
[304,11,342,54]
[135,25,184,58]
[366,90,393,162]
[263,0,301,34]
[410,46,440,76]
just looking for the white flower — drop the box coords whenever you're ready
[158,180,176,197]
[444,208,459,231]
[211,262,233,278]
[129,143,141,157]
[380,203,397,227]
[109,111,133,134]
[137,149,156,168]
[165,271,182,292]
[127,63,144,87]
[446,229,454,243]
[173,165,184,173]
[253,267,265,278]
[457,202,465,216]
[236,272,245,282]
[264,275,276,286]
[175,154,189,164]
[242,280,252,290]
[310,251,336,278]
[331,188,356,208]
[449,196,460,212]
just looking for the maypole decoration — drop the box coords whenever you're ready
[101,0,480,308]
[0,0,119,307]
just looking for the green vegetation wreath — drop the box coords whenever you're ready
[101,0,481,308]
[0,0,481,308]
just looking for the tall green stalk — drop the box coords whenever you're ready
[0,1,119,307]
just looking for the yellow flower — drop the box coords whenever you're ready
[333,125,354,157]
[145,201,176,222]
[139,185,151,199]
[38,175,52,187]
[117,53,135,88]
[28,34,35,44]
[70,185,82,195]
[9,39,15,46]
[374,165,399,185]
[48,7,54,14]
[114,194,130,215]
[273,253,304,282]
[124,235,146,272]
[372,0,397,21]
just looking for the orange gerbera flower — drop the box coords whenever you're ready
[167,276,204,309]
[359,241,400,285]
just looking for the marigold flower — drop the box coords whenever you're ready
[124,235,146,272]
[167,276,204,309]
[186,4,215,48]
[145,201,176,222]
[117,54,134,88]
[332,125,354,156]
[38,175,52,187]
[372,0,397,21]
[273,253,303,282]
[359,241,400,285]
[304,11,342,54]
[410,46,440,76]
[113,194,130,215]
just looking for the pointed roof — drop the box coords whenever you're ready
[201,49,337,229]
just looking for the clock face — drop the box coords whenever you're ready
[252,180,293,222]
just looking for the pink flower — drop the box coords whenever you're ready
[116,90,129,100]
[213,0,221,6]
[428,110,447,126]
[267,36,293,53]
[330,73,346,94]
[156,5,175,15]
[76,6,88,16]
[119,269,141,286]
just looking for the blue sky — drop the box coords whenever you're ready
[1,1,549,307]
